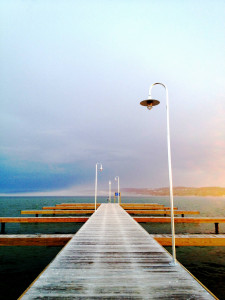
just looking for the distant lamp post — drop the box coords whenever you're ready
[115,176,120,203]
[109,180,111,203]
[95,162,103,211]
[140,82,176,265]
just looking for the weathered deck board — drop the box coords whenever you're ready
[19,204,215,299]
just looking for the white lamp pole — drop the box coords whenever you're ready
[109,180,111,203]
[140,82,176,265]
[94,162,103,211]
[115,176,120,203]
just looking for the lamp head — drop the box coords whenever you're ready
[99,165,103,172]
[140,99,160,110]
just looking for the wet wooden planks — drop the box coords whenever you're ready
[19,204,215,299]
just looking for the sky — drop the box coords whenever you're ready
[0,0,225,195]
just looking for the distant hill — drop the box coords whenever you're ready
[122,187,225,197]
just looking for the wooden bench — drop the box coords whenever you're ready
[134,217,225,234]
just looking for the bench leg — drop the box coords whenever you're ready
[215,223,219,234]
[1,223,5,234]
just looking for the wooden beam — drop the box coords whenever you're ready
[134,217,225,223]
[126,210,199,215]
[54,203,101,209]
[151,234,225,246]
[43,206,178,211]
[0,217,88,234]
[21,210,94,215]
[0,217,88,223]
[120,204,165,209]
[22,209,192,216]
[134,217,225,234]
[54,203,167,210]
[44,203,179,211]
[0,234,73,246]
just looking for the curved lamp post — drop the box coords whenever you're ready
[95,162,103,211]
[115,176,120,203]
[109,180,111,203]
[140,82,176,265]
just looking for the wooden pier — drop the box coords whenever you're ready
[19,204,215,299]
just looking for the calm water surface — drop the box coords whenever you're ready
[0,196,225,299]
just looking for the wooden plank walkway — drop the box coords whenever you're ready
[19,204,215,299]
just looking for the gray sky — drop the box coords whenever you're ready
[0,0,225,195]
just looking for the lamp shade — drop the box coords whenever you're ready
[140,99,160,107]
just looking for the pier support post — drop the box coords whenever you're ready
[36,214,39,217]
[181,214,184,218]
[1,223,5,234]
[215,223,219,234]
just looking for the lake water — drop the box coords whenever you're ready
[0,196,225,299]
